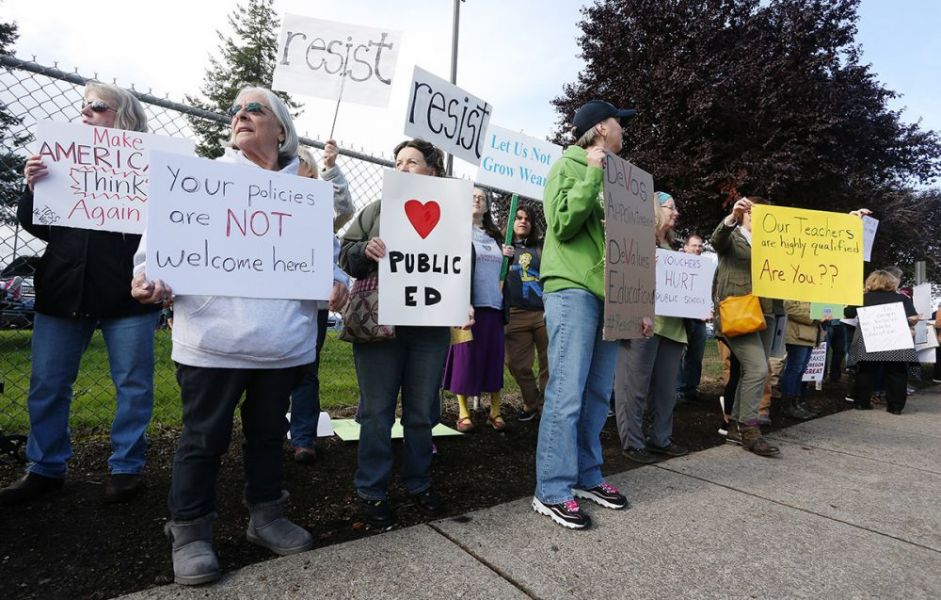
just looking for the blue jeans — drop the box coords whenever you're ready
[781,344,814,397]
[26,310,159,478]
[352,326,449,500]
[677,319,706,397]
[535,289,617,504]
[289,309,329,449]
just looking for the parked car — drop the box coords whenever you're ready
[0,256,38,330]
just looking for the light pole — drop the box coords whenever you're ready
[446,0,465,176]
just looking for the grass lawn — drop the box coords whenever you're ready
[0,328,722,434]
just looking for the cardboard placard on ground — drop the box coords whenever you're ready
[403,66,492,166]
[751,205,864,305]
[602,153,656,340]
[378,169,472,326]
[801,342,828,383]
[273,14,402,107]
[32,121,194,234]
[146,151,334,299]
[654,249,716,319]
[862,215,878,262]
[475,125,561,201]
[857,302,915,353]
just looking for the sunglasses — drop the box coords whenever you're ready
[82,100,115,113]
[227,102,269,117]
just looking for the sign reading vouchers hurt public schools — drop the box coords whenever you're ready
[602,152,656,340]
[751,205,864,306]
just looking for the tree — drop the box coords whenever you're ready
[0,18,28,225]
[186,0,300,158]
[553,0,940,276]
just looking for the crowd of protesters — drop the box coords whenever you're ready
[0,85,936,584]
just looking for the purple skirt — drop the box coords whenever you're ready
[442,307,505,395]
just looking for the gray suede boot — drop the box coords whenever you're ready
[245,491,314,556]
[164,513,220,586]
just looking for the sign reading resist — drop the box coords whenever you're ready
[475,125,561,201]
[32,121,194,234]
[378,169,472,326]
[403,66,492,166]
[654,248,716,319]
[273,14,401,107]
[146,151,334,300]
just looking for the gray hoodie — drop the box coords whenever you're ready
[134,149,348,369]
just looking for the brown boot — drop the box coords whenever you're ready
[740,425,780,457]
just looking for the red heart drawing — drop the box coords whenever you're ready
[404,199,441,239]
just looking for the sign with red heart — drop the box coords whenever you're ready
[404,199,440,239]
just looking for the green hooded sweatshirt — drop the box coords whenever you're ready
[541,145,607,298]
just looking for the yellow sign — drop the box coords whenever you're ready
[751,205,863,305]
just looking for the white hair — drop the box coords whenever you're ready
[228,86,298,159]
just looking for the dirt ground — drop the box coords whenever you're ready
[0,379,860,600]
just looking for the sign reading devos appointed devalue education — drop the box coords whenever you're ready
[475,125,562,201]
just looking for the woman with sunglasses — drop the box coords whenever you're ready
[0,83,162,508]
[131,86,349,585]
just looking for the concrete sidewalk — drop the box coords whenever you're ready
[121,388,941,599]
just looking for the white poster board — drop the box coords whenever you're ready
[654,249,716,319]
[403,66,492,166]
[146,151,334,299]
[913,283,931,317]
[475,125,561,200]
[273,14,402,107]
[862,215,878,262]
[378,169,472,326]
[32,121,194,233]
[857,302,915,353]
[801,342,828,383]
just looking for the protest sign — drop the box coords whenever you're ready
[475,125,561,200]
[862,215,878,262]
[146,151,334,300]
[810,302,844,320]
[654,249,716,319]
[378,169,472,326]
[913,283,931,317]
[857,302,915,353]
[273,14,401,107]
[403,66,492,166]
[32,121,193,234]
[602,153,656,340]
[801,342,828,383]
[751,205,863,305]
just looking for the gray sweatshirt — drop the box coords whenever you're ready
[134,148,348,369]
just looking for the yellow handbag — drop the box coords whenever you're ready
[719,294,767,338]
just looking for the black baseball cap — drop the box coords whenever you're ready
[573,100,637,139]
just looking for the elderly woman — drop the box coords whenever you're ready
[0,83,162,508]
[340,138,454,530]
[132,86,349,585]
[616,192,690,464]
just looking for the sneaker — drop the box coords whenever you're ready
[906,385,916,395]
[572,482,629,510]
[411,488,445,517]
[531,497,591,529]
[359,497,395,530]
[623,447,657,464]
[517,408,538,422]
[844,396,855,403]
[646,441,689,457]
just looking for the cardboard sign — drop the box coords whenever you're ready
[654,249,716,319]
[602,153,656,340]
[32,121,194,234]
[378,169,472,326]
[273,14,402,107]
[403,66,492,166]
[146,151,334,299]
[475,125,562,200]
[857,302,915,353]
[751,205,863,305]
[810,302,844,320]
[912,283,931,317]
[801,342,828,383]
[862,215,878,262]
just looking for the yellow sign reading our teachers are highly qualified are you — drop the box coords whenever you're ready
[751,205,863,305]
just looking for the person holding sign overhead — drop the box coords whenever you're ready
[0,83,162,508]
[132,87,349,585]
[340,138,460,530]
[532,100,648,530]
[443,187,508,432]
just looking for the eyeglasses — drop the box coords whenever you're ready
[227,102,269,117]
[82,100,115,113]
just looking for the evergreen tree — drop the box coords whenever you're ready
[0,18,28,225]
[186,0,301,158]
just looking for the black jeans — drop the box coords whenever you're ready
[169,363,308,520]
[855,361,907,412]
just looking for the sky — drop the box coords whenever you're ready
[3,0,940,180]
